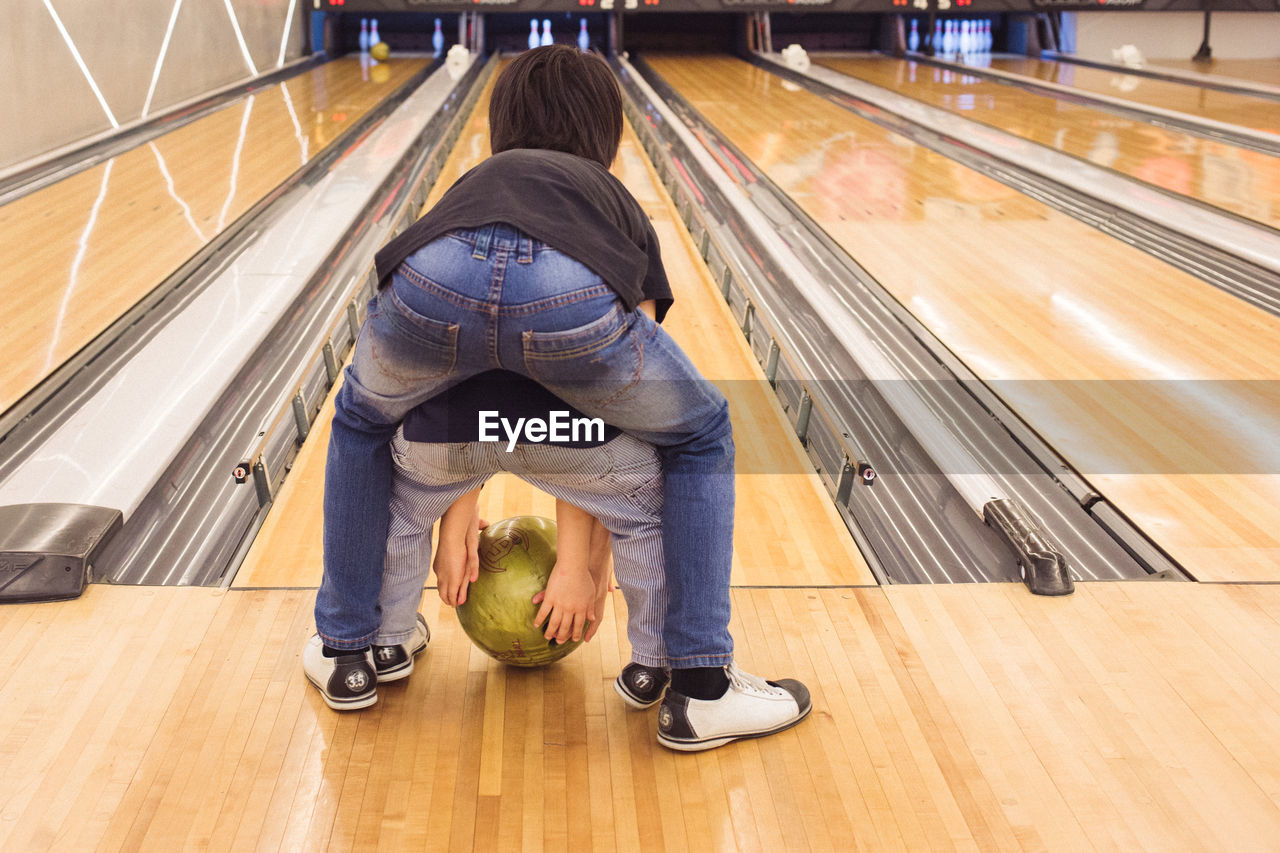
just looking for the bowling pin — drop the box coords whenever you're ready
[528,19,540,50]
[359,18,369,52]
[432,18,444,57]
[540,19,552,47]
[578,18,589,52]
[908,19,919,53]
[370,19,380,47]
[933,20,943,54]
[961,21,971,56]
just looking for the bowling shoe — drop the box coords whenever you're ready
[372,613,431,682]
[303,634,378,710]
[656,663,811,751]
[613,662,671,709]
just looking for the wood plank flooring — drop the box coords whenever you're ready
[3,582,1280,850]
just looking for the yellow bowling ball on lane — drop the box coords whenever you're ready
[455,516,583,668]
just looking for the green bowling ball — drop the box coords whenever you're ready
[455,516,582,667]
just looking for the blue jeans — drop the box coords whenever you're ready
[316,223,734,667]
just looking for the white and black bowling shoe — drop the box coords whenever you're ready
[613,662,671,709]
[303,634,377,710]
[372,613,431,683]
[656,663,811,751]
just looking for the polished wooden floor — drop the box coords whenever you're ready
[6,55,1280,852]
[0,56,429,416]
[986,56,1280,135]
[5,578,1280,849]
[816,54,1280,229]
[1150,58,1280,88]
[649,53,1280,582]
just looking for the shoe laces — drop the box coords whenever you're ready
[726,663,779,697]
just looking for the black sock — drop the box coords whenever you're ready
[323,644,369,658]
[671,666,730,700]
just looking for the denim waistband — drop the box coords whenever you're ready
[451,223,535,263]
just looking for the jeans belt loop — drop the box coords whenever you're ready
[517,232,534,263]
[472,223,495,260]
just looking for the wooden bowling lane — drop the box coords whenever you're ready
[1148,58,1280,89]
[0,57,429,418]
[815,54,1280,230]
[647,53,1280,582]
[234,66,873,591]
[4,580,1280,848]
[984,56,1280,135]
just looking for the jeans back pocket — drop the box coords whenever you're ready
[521,305,644,409]
[371,286,460,382]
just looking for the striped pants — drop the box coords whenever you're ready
[377,431,668,667]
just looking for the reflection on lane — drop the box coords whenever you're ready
[0,57,429,415]
[44,160,114,375]
[816,55,1280,230]
[1149,57,1280,89]
[647,53,1280,581]
[722,62,1036,225]
[986,56,1280,135]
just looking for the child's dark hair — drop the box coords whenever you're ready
[489,46,623,169]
